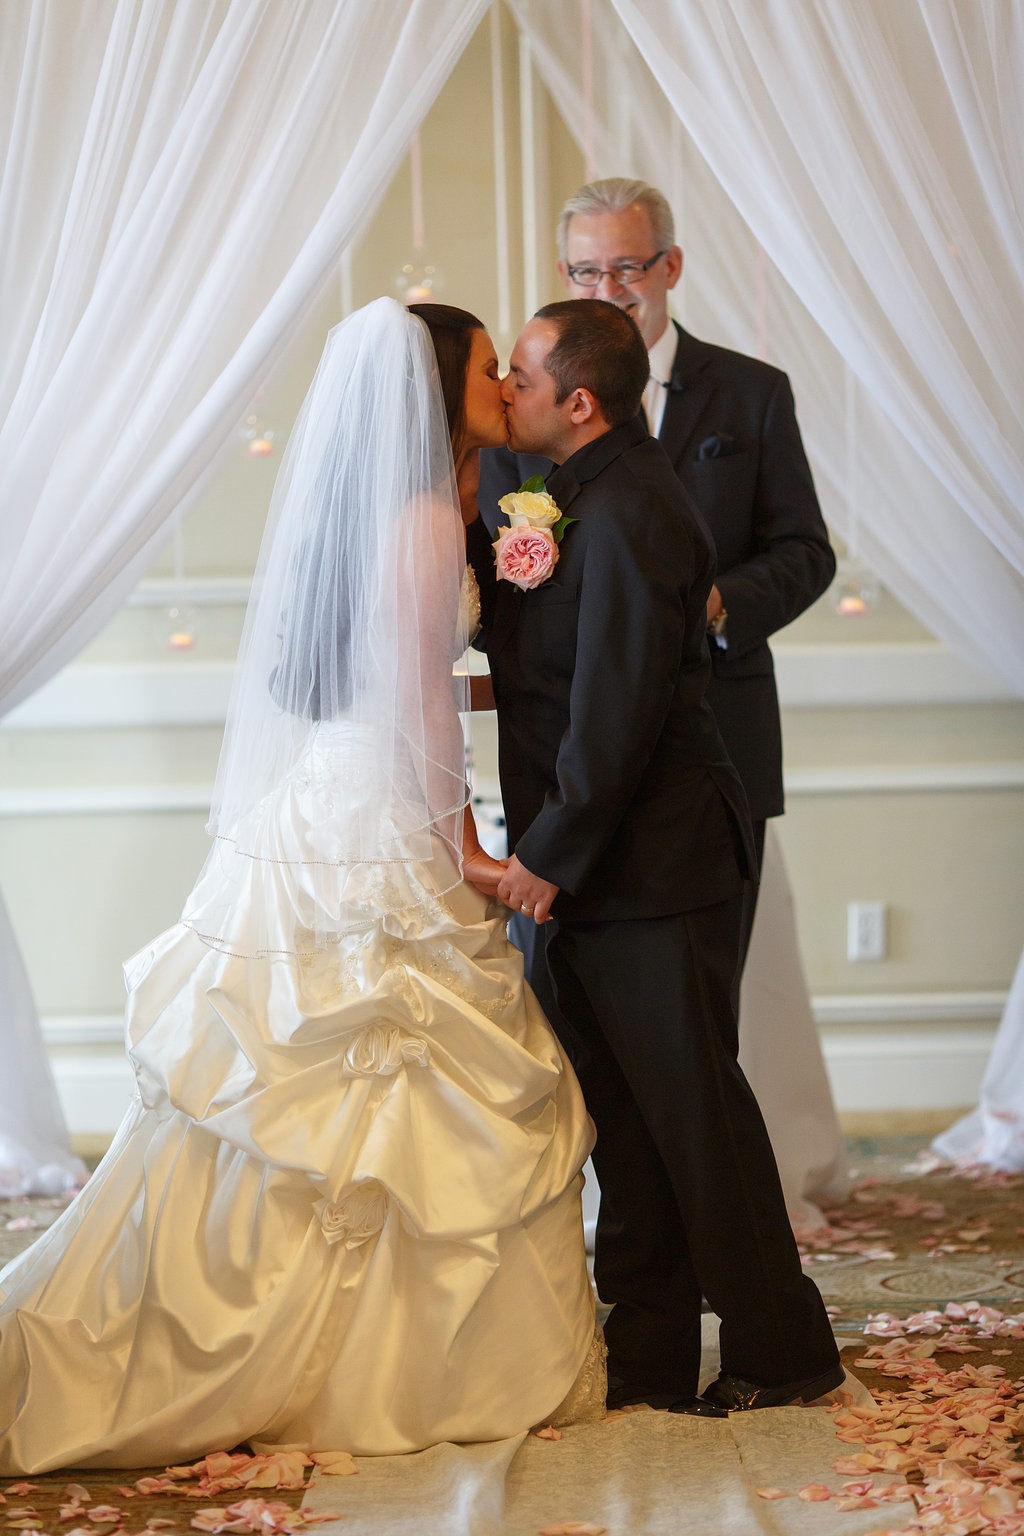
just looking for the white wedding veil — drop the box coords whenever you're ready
[182,298,470,958]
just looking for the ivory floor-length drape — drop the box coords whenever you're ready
[515,0,1024,1169]
[0,0,489,1190]
[604,0,1024,1168]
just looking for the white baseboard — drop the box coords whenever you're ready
[42,1004,1001,1138]
[820,1027,996,1113]
[50,1052,135,1136]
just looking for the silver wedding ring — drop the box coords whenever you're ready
[521,904,533,914]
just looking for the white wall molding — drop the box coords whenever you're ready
[42,1015,128,1047]
[773,642,1011,706]
[129,577,251,607]
[2,663,233,730]
[3,641,1015,733]
[785,763,1024,796]
[0,784,214,816]
[812,990,1006,1026]
[2,764,1022,819]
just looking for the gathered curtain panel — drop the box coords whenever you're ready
[602,0,1024,1167]
[0,0,490,715]
[0,0,489,1188]
[535,0,1022,1167]
[514,0,1024,697]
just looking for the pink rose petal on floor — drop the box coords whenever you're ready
[190,1500,299,1535]
[755,1488,789,1499]
[237,1457,309,1493]
[538,1525,607,1536]
[308,1451,358,1477]
[6,1486,38,1498]
[534,1426,563,1441]
[797,1482,833,1502]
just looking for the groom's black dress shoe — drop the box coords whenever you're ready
[665,1394,728,1419]
[687,1364,846,1413]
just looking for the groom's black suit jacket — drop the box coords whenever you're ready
[479,323,835,822]
[469,416,755,923]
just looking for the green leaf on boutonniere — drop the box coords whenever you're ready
[552,515,576,544]
[518,473,547,494]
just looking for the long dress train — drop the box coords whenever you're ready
[0,723,598,1473]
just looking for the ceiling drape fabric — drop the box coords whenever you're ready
[0,0,487,1190]
[512,0,1024,697]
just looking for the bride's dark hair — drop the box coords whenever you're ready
[407,303,484,456]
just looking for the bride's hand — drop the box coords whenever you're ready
[462,846,509,898]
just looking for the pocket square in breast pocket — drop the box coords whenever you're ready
[696,432,739,460]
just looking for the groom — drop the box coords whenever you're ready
[469,299,841,1414]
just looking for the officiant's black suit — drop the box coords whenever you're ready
[468,416,839,1394]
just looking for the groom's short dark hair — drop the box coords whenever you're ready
[534,299,649,428]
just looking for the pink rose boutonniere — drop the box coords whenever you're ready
[493,475,576,592]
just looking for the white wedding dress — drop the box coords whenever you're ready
[0,643,600,1472]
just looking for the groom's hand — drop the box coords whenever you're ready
[497,855,559,924]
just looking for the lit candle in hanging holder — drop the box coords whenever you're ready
[156,521,201,653]
[830,559,881,618]
[241,415,275,457]
[239,384,277,458]
[395,131,444,304]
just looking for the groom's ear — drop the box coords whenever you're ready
[567,387,599,426]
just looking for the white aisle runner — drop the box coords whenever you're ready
[301,1412,884,1536]
[301,1321,876,1536]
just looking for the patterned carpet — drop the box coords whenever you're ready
[3,1136,1024,1535]
[807,1136,1024,1322]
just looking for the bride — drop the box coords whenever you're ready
[0,298,600,1473]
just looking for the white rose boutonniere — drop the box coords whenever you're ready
[493,475,576,592]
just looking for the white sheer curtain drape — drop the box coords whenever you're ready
[513,0,1024,695]
[611,0,1024,691]
[510,0,851,1224]
[604,0,1024,1169]
[511,0,1024,1174]
[0,0,487,1192]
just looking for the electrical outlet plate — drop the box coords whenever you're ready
[847,900,887,962]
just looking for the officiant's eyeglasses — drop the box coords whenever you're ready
[566,251,668,288]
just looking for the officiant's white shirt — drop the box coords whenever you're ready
[642,322,677,437]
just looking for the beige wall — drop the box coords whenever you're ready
[2,9,1021,1129]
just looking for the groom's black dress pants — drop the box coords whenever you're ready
[534,895,839,1395]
